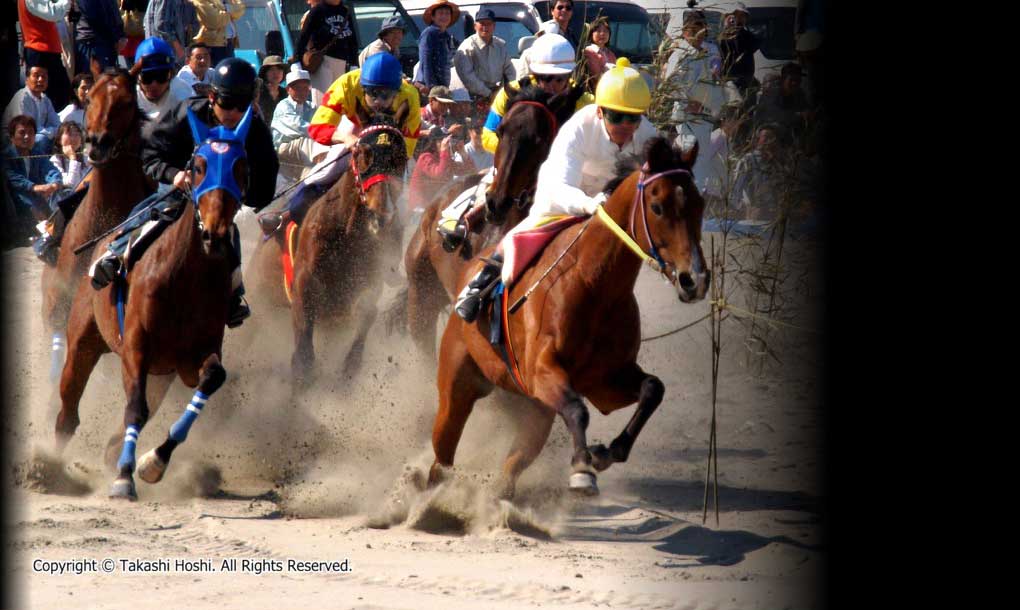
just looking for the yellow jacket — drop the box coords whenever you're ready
[481,77,594,153]
[308,70,421,158]
[192,0,246,47]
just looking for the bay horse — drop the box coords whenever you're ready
[54,108,254,500]
[429,137,711,500]
[247,121,408,388]
[41,67,152,381]
[396,84,582,360]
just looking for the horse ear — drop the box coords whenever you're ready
[679,139,699,168]
[128,60,142,78]
[187,107,210,144]
[231,105,254,142]
[644,137,675,174]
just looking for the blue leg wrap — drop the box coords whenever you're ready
[117,424,141,471]
[169,390,209,443]
[49,332,66,382]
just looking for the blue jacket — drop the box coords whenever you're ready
[419,25,454,88]
[76,0,125,44]
[3,143,60,211]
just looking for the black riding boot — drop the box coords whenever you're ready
[454,253,503,323]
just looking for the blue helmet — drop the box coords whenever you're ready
[135,37,175,72]
[360,53,403,90]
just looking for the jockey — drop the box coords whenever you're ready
[455,57,658,322]
[257,52,420,233]
[90,57,280,328]
[435,33,594,251]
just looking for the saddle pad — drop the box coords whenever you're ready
[281,220,299,303]
[502,215,586,288]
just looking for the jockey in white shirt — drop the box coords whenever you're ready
[454,57,657,322]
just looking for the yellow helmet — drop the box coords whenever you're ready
[594,58,651,114]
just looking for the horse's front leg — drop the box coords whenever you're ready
[586,363,665,473]
[529,349,599,496]
[137,354,226,485]
[110,349,151,501]
[342,291,378,379]
[290,267,317,391]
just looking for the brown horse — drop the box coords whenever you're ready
[396,85,579,360]
[429,137,711,499]
[248,122,408,388]
[54,109,254,500]
[41,67,151,381]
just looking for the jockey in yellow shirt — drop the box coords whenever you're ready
[259,52,421,232]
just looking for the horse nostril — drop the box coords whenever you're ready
[201,229,212,242]
[678,272,696,292]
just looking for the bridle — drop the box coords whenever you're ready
[350,124,405,229]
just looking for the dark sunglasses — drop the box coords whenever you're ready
[215,95,251,111]
[364,86,398,100]
[554,5,573,11]
[140,70,171,84]
[603,108,642,125]
[535,74,568,84]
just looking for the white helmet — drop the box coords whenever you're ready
[528,33,575,75]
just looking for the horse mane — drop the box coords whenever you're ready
[505,84,552,110]
[602,136,696,195]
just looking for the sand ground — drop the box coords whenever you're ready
[4,207,826,609]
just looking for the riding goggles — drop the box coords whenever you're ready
[364,86,399,101]
[140,69,171,85]
[535,74,568,84]
[215,94,253,112]
[603,108,642,125]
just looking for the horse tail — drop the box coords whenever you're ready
[383,285,409,337]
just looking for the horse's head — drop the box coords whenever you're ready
[186,106,251,254]
[611,136,710,303]
[84,68,141,166]
[486,87,559,225]
[351,122,408,235]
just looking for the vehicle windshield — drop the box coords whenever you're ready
[348,1,421,55]
[234,4,281,54]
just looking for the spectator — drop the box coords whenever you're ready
[796,29,824,109]
[3,65,61,150]
[272,65,320,181]
[299,0,322,31]
[192,0,245,66]
[542,0,579,50]
[462,119,492,170]
[449,87,476,122]
[421,86,455,132]
[49,121,89,200]
[694,104,743,201]
[134,37,181,121]
[718,3,760,97]
[408,128,472,212]
[257,55,288,123]
[119,0,149,64]
[753,62,812,143]
[582,16,617,90]
[296,0,357,97]
[171,43,213,100]
[729,123,816,221]
[454,8,515,102]
[3,115,61,223]
[144,0,189,61]
[17,0,73,110]
[58,73,95,129]
[359,15,405,68]
[417,0,460,92]
[75,0,127,72]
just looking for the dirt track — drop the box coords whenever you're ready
[5,208,826,609]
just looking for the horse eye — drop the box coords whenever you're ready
[651,203,663,216]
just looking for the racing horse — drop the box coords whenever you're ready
[53,107,254,500]
[247,120,408,389]
[395,84,583,361]
[41,67,152,382]
[429,137,710,499]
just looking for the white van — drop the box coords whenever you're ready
[633,0,799,83]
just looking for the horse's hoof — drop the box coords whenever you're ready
[109,476,137,501]
[137,450,167,484]
[588,444,613,472]
[568,472,599,496]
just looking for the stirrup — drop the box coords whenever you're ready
[33,234,59,265]
[259,212,284,235]
[227,295,251,328]
[90,254,122,290]
[438,223,467,253]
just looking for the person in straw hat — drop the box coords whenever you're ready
[417,0,460,92]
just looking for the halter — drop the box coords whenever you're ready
[596,164,693,285]
[185,106,252,231]
[350,124,405,214]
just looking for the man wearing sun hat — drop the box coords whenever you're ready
[453,57,658,323]
[454,7,516,101]
[359,14,406,68]
[417,0,460,91]
[272,64,323,180]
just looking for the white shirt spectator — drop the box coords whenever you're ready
[49,153,87,187]
[58,104,85,128]
[171,64,212,100]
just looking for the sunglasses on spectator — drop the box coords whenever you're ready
[215,95,251,111]
[603,108,642,125]
[535,74,568,84]
[364,86,398,101]
[140,70,171,84]
[554,5,572,11]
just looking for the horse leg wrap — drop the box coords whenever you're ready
[49,332,66,382]
[168,390,209,443]
[117,424,141,472]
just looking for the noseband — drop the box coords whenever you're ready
[350,124,405,216]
